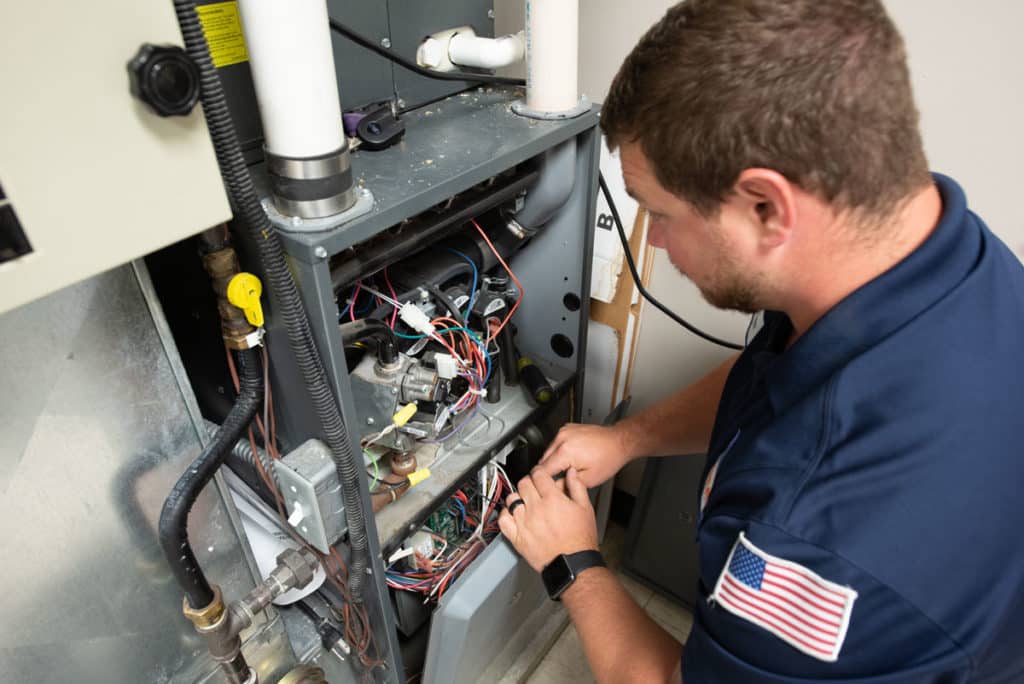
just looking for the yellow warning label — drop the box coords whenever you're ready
[196,2,249,68]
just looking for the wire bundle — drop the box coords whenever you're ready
[225,343,384,674]
[385,462,513,601]
[341,217,524,443]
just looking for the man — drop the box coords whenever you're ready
[498,1,1024,682]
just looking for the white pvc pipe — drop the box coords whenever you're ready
[448,30,526,71]
[236,0,345,158]
[525,0,579,113]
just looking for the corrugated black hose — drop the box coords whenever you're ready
[159,347,263,608]
[172,1,372,601]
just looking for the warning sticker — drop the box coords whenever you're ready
[196,2,249,68]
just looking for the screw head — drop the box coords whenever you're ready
[314,246,328,260]
[380,37,392,49]
[366,417,375,425]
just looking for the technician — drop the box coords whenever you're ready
[499,1,1024,682]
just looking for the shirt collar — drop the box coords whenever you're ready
[764,174,981,415]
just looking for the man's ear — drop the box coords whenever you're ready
[732,169,797,249]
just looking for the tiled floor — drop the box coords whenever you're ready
[525,523,694,683]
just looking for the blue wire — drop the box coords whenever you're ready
[338,282,360,321]
[452,499,467,532]
[443,248,479,317]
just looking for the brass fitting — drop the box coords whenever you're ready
[279,665,328,684]
[182,585,226,630]
[201,247,260,349]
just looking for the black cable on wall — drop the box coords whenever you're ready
[599,173,744,351]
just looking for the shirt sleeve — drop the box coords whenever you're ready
[686,519,971,683]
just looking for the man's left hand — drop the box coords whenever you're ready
[498,466,599,572]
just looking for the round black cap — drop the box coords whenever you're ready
[128,44,200,117]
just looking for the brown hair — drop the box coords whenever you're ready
[601,0,931,219]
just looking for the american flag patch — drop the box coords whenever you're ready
[710,532,858,662]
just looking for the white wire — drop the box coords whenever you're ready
[359,283,402,308]
[492,461,516,493]
[362,423,395,447]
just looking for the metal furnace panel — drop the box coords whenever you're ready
[0,263,291,683]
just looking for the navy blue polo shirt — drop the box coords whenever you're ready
[684,175,1024,682]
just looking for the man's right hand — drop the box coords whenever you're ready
[537,423,637,488]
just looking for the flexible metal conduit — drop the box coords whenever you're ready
[173,0,371,602]
[160,347,263,608]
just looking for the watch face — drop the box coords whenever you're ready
[542,555,575,599]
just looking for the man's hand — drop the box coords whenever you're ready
[536,423,636,488]
[498,467,598,572]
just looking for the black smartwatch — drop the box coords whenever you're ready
[541,550,606,600]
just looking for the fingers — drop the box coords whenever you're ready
[498,509,517,540]
[505,492,526,517]
[539,423,575,463]
[536,452,571,478]
[517,474,539,506]
[566,467,590,506]
[539,439,565,467]
[530,466,561,498]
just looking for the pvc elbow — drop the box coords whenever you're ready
[448,31,526,71]
[417,27,525,73]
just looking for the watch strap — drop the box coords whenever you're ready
[565,550,605,573]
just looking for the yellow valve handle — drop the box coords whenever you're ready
[226,273,265,327]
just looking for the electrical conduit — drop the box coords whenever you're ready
[159,347,263,608]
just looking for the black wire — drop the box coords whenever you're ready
[598,172,745,351]
[426,283,468,329]
[329,19,526,87]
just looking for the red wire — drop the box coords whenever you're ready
[470,219,524,337]
[349,281,362,322]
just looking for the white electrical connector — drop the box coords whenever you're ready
[435,353,458,380]
[399,302,436,336]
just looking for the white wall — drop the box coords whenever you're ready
[887,0,1024,255]
[495,0,1024,493]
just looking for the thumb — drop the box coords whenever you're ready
[566,467,590,506]
[537,450,571,477]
